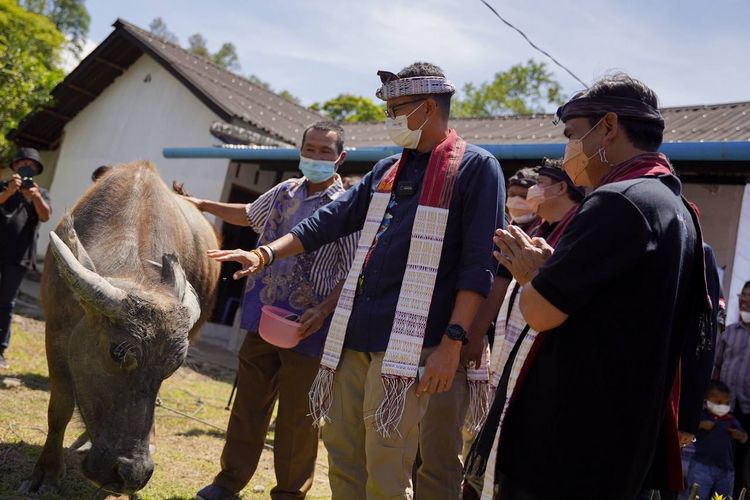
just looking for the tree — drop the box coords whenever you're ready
[310,94,384,123]
[0,0,65,163]
[20,0,90,57]
[149,17,178,45]
[212,42,239,72]
[452,60,565,117]
[187,33,210,59]
[247,74,300,105]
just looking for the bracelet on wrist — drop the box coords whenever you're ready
[262,245,276,265]
[250,248,267,270]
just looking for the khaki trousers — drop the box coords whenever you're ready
[323,348,434,500]
[214,333,321,499]
[415,364,469,500]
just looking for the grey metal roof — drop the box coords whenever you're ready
[343,101,750,147]
[11,18,324,149]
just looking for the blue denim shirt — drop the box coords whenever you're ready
[291,144,505,352]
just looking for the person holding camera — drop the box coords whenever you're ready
[0,147,51,369]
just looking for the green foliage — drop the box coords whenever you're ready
[278,89,301,105]
[310,94,384,123]
[248,74,300,104]
[149,16,178,45]
[212,42,239,72]
[247,73,272,91]
[452,60,565,117]
[0,0,65,163]
[187,33,210,58]
[20,0,90,57]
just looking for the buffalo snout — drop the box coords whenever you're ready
[82,447,153,494]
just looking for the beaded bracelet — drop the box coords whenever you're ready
[250,248,267,270]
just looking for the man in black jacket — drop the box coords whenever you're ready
[0,148,51,369]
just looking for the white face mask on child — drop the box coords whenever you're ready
[706,400,731,417]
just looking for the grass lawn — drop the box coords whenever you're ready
[0,314,332,499]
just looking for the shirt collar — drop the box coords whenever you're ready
[288,174,345,201]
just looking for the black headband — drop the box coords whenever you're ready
[555,95,665,130]
[536,165,585,198]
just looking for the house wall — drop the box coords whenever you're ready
[682,183,745,295]
[37,54,228,254]
[727,184,750,324]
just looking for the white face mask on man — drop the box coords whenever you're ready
[741,311,750,324]
[386,101,428,149]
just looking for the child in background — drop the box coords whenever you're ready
[683,380,748,499]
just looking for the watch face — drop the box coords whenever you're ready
[446,324,466,339]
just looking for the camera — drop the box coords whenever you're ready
[21,177,35,189]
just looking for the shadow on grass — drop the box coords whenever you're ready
[0,372,50,392]
[0,441,108,499]
[177,427,226,439]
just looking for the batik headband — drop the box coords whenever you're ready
[375,70,456,101]
[555,94,665,130]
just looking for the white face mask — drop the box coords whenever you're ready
[506,196,534,223]
[386,101,428,149]
[525,182,563,212]
[741,311,750,324]
[706,400,731,417]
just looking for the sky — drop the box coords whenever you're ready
[74,0,750,110]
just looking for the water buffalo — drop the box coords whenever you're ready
[20,161,220,495]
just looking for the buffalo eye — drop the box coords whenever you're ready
[110,343,127,363]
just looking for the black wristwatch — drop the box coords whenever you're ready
[445,324,469,345]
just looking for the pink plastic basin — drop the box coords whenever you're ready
[258,305,302,348]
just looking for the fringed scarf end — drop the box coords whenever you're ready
[464,380,491,436]
[373,376,414,438]
[308,366,336,428]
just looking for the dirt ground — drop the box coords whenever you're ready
[0,304,332,499]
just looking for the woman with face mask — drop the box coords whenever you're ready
[504,168,539,231]
[464,159,582,498]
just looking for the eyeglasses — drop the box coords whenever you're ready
[385,99,425,119]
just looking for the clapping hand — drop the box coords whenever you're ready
[493,225,553,285]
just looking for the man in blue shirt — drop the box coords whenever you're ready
[194,121,358,500]
[209,62,504,499]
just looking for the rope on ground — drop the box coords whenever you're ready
[154,398,329,472]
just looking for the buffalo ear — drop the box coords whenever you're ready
[160,254,201,329]
[56,215,97,273]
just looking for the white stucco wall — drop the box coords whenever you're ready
[37,54,228,254]
[727,184,750,324]
[682,183,745,294]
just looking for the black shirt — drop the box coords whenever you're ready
[0,181,50,269]
[498,174,699,499]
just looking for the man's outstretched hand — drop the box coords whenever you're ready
[207,249,262,279]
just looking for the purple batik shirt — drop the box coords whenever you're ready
[715,321,750,413]
[241,176,357,358]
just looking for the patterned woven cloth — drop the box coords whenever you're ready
[376,73,456,101]
[309,130,466,437]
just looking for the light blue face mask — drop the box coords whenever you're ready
[299,155,337,183]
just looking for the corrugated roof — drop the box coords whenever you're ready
[11,18,324,149]
[12,17,749,152]
[343,101,750,147]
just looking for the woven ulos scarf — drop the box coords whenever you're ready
[309,129,466,437]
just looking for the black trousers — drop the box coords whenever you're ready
[0,261,26,354]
